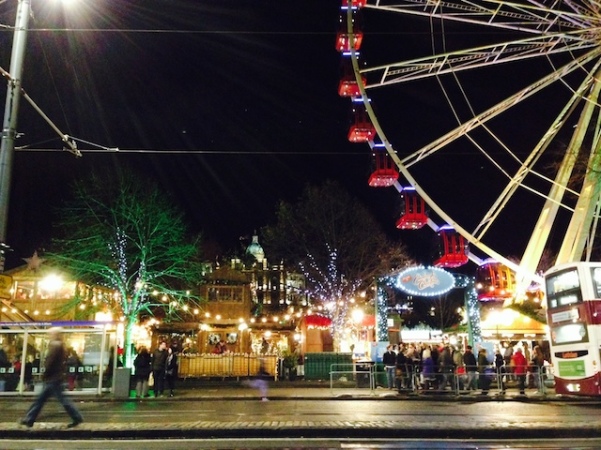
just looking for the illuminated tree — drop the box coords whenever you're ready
[48,170,204,367]
[262,180,413,349]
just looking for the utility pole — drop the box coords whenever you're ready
[0,0,31,272]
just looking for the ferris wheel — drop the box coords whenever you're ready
[338,0,601,293]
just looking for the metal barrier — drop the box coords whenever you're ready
[329,363,375,394]
[332,363,555,396]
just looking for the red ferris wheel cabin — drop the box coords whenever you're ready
[368,150,398,187]
[396,187,428,229]
[433,225,469,268]
[348,106,376,143]
[336,11,363,52]
[342,0,366,7]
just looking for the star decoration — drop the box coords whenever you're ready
[24,251,45,272]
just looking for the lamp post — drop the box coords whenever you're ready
[0,0,31,271]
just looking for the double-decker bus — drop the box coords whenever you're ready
[545,262,601,396]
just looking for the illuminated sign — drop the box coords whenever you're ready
[551,309,579,323]
[396,266,455,297]
[556,350,588,359]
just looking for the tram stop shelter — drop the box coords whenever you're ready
[0,321,118,396]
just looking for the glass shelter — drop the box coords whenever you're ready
[0,321,118,396]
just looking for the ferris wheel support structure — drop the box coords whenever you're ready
[515,66,601,294]
[556,72,601,264]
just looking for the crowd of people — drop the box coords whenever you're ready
[133,340,179,398]
[383,341,549,395]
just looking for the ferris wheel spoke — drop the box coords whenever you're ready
[369,0,595,33]
[470,62,600,241]
[362,32,595,87]
[395,48,601,168]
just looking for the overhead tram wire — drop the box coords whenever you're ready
[14,147,367,155]
[0,26,516,37]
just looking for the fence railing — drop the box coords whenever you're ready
[329,363,553,395]
[329,363,376,395]
[178,354,279,379]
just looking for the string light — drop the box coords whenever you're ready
[375,279,389,342]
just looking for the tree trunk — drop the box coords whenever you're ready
[123,318,135,368]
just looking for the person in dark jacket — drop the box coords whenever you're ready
[494,348,506,394]
[439,345,455,390]
[164,347,178,397]
[478,348,491,395]
[19,328,83,428]
[151,341,168,397]
[463,345,478,391]
[382,345,396,389]
[133,346,152,398]
[396,346,408,390]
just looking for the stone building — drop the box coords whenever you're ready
[154,234,308,357]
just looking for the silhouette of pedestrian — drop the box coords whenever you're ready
[19,328,83,428]
[245,359,270,401]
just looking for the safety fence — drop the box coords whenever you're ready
[328,363,554,395]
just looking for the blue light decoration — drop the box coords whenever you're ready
[396,266,455,297]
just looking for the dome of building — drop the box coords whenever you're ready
[246,234,265,263]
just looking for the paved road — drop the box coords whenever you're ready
[0,385,599,441]
[0,437,601,450]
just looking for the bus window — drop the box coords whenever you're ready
[551,322,589,345]
[546,268,582,309]
[546,269,579,296]
[592,268,601,298]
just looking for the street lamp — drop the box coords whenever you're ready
[0,0,31,269]
[0,0,80,272]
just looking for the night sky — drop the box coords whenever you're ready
[0,0,584,271]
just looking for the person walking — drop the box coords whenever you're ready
[133,346,152,398]
[245,359,270,401]
[151,341,168,397]
[19,328,83,428]
[165,346,178,397]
